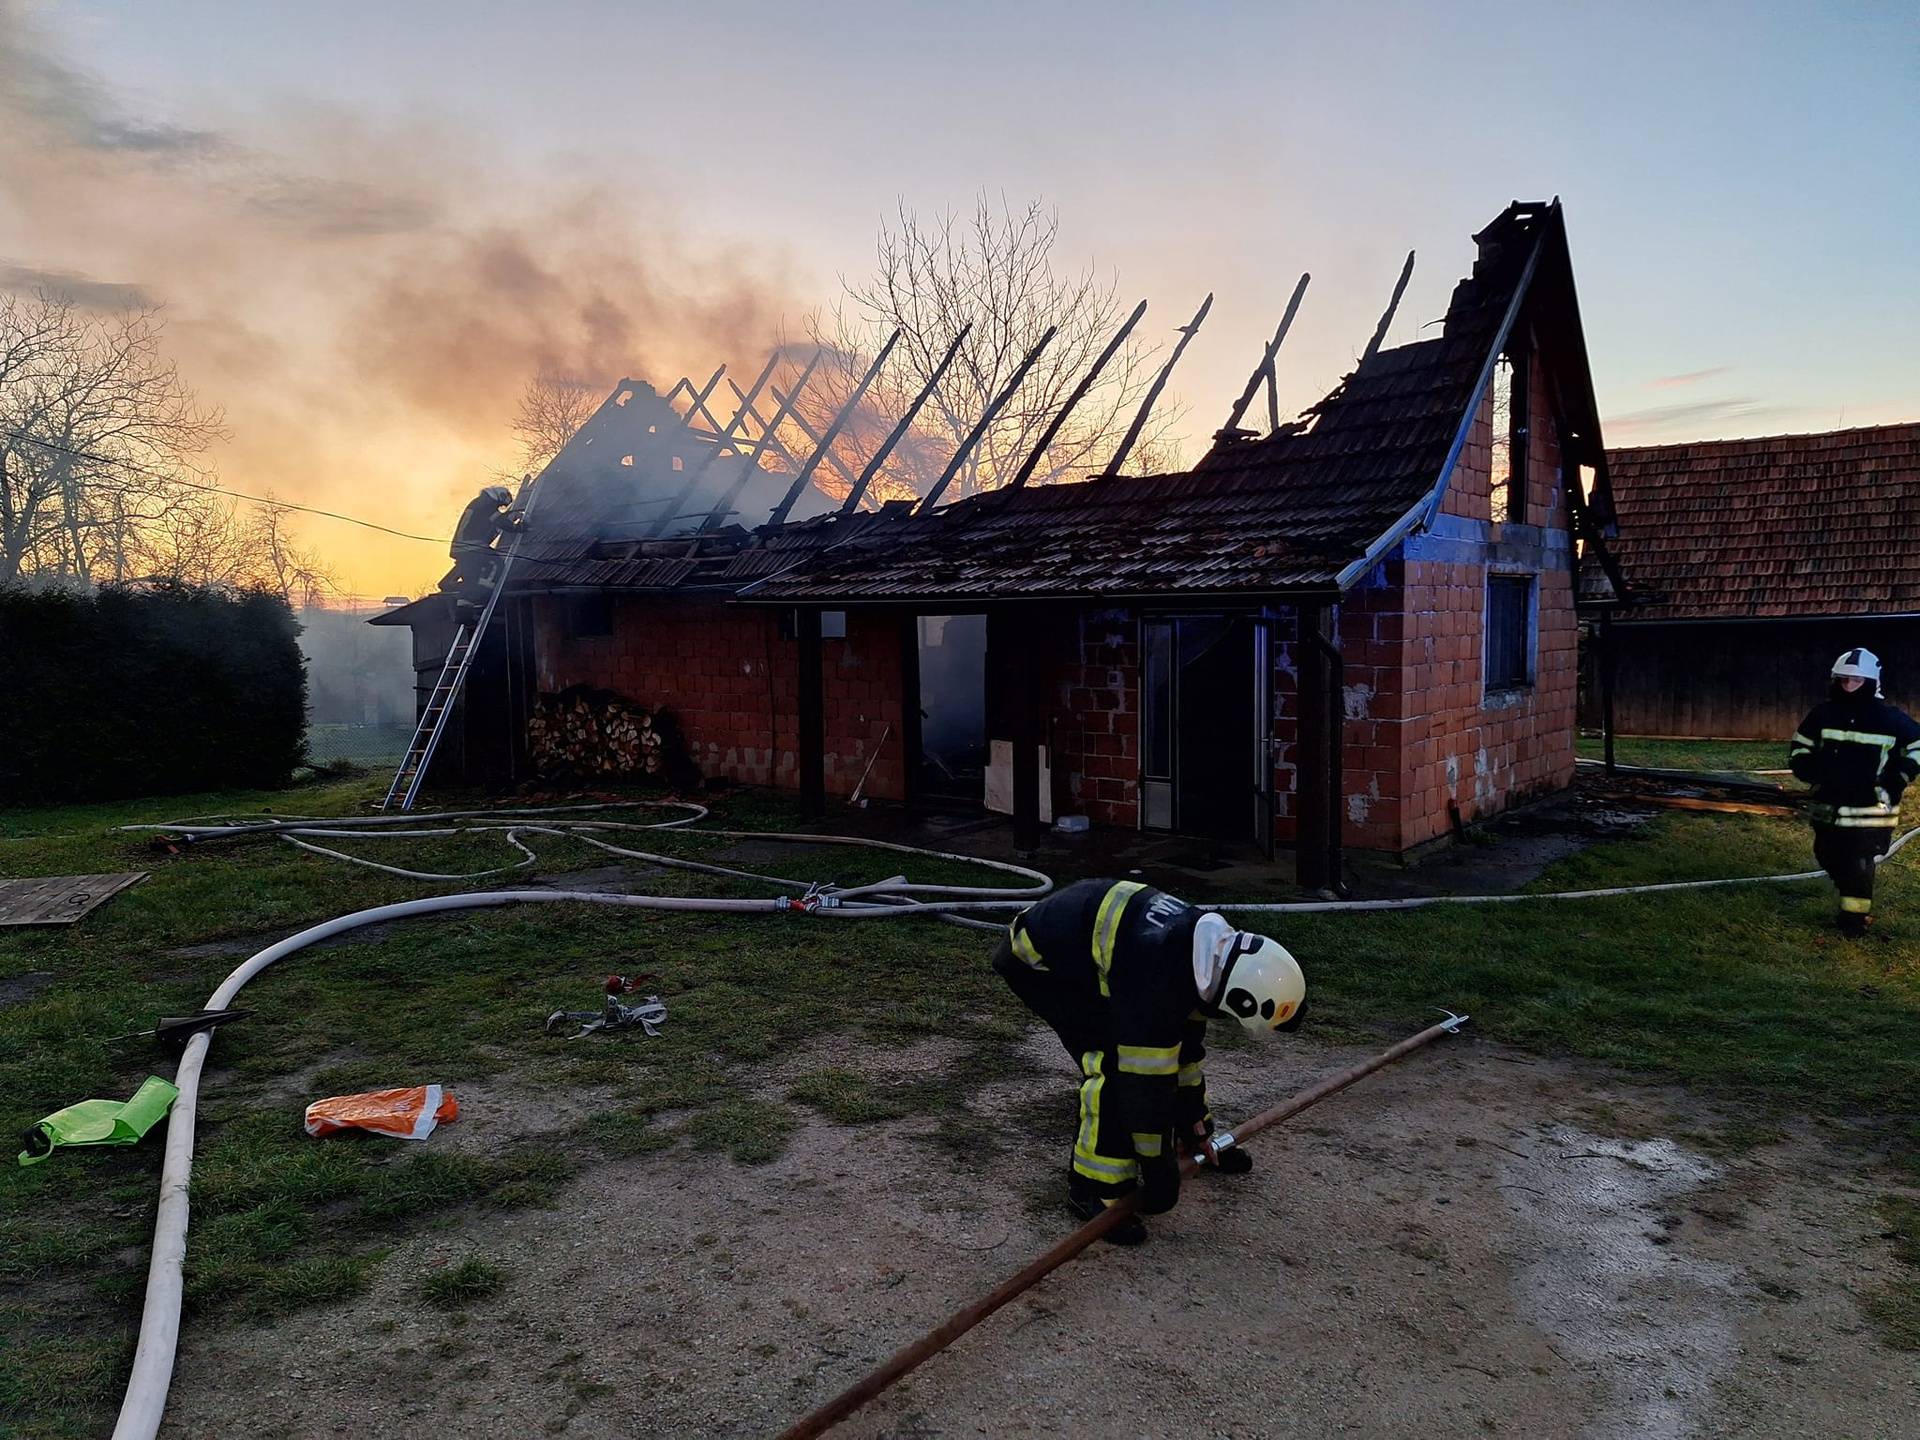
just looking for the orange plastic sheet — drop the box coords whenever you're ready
[303,1084,459,1140]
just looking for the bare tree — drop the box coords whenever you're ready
[0,292,226,583]
[243,498,336,606]
[806,196,1182,506]
[511,373,600,474]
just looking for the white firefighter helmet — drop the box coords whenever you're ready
[1832,648,1882,686]
[1212,930,1307,1035]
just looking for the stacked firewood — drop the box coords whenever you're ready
[528,686,691,786]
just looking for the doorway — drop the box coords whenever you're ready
[916,613,987,800]
[1140,615,1271,843]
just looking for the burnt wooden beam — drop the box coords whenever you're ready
[840,325,972,514]
[916,325,1058,513]
[725,381,805,469]
[700,349,826,533]
[648,355,781,538]
[1360,250,1416,364]
[797,608,826,819]
[1006,299,1147,491]
[761,384,866,489]
[1294,603,1331,891]
[1103,294,1211,477]
[766,330,902,529]
[898,611,923,808]
[1010,609,1043,851]
[1216,272,1310,438]
[665,367,727,434]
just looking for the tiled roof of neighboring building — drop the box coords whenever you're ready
[1605,422,1920,620]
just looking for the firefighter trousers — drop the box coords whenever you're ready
[991,941,1140,1199]
[1811,822,1891,931]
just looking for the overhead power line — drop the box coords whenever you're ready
[1,428,446,545]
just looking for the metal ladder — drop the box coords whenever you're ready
[380,480,538,811]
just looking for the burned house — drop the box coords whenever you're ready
[376,200,1620,882]
[1585,421,1920,740]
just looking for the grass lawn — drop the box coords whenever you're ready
[1575,733,1793,777]
[4,776,1919,1435]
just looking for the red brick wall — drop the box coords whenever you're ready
[1051,609,1141,827]
[532,597,906,801]
[1337,339,1578,850]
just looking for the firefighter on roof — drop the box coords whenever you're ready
[1789,648,1920,936]
[438,483,525,608]
[993,878,1306,1245]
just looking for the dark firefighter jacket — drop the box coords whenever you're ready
[1004,878,1212,1159]
[1790,692,1920,828]
[450,494,512,559]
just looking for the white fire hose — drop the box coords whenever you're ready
[107,801,1918,1439]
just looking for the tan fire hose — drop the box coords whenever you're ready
[778,1011,1471,1439]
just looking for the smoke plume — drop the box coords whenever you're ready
[0,2,795,594]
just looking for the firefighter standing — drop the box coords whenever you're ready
[1789,649,1920,935]
[993,878,1306,1245]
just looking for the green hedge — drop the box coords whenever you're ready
[0,583,307,805]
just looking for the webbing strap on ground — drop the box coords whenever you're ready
[775,1013,1469,1439]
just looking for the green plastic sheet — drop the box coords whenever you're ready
[17,1075,180,1166]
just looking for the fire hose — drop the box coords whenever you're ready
[777,1012,1470,1439]
[106,803,1919,1438]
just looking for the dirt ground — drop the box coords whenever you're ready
[159,1029,1920,1439]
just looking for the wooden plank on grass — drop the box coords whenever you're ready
[0,873,146,926]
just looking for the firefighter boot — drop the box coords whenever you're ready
[1066,1171,1146,1245]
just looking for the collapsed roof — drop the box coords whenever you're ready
[744,199,1616,604]
[376,199,1616,622]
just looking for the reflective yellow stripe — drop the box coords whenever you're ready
[1072,1049,1137,1183]
[1820,729,1897,747]
[1177,1062,1205,1088]
[1840,895,1873,914]
[1074,1151,1137,1182]
[1091,882,1148,998]
[1789,731,1814,752]
[1008,922,1045,970]
[1132,1131,1163,1157]
[1117,1042,1179,1076]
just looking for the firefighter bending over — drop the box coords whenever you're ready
[438,484,526,609]
[1789,648,1920,936]
[994,878,1306,1245]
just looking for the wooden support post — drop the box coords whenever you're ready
[1011,611,1043,852]
[1295,604,1330,891]
[1321,611,1346,894]
[1600,610,1617,775]
[899,610,923,808]
[797,608,826,820]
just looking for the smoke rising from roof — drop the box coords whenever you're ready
[0,1,796,594]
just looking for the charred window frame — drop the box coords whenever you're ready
[1484,574,1534,694]
[1490,335,1531,525]
[567,594,614,639]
